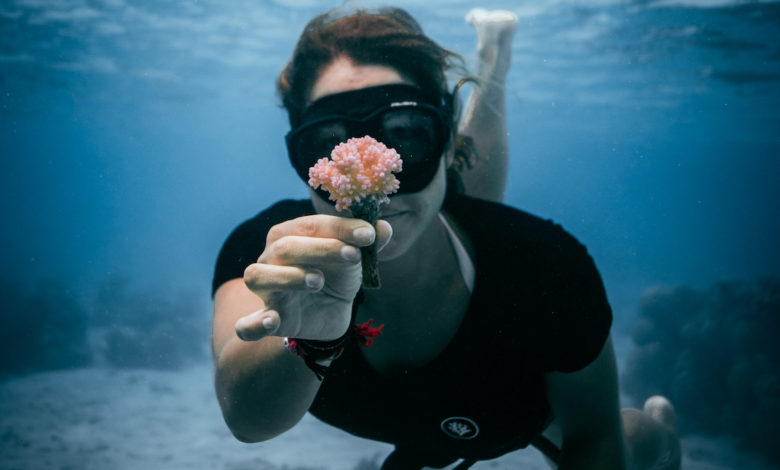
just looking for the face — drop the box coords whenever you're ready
[307,56,451,260]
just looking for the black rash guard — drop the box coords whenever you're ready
[213,194,613,469]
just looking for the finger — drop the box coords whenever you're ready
[244,264,324,294]
[235,308,280,341]
[267,214,376,247]
[262,236,361,266]
[375,220,393,253]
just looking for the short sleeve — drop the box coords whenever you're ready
[536,227,613,373]
[211,199,314,297]
[442,194,612,374]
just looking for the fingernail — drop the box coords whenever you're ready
[377,221,393,251]
[353,227,375,245]
[341,245,360,261]
[262,316,277,330]
[305,272,323,289]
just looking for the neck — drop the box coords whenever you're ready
[375,212,450,289]
[359,210,467,324]
[356,210,473,373]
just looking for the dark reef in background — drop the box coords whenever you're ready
[0,278,210,378]
[622,279,780,465]
[88,279,210,369]
[0,280,92,376]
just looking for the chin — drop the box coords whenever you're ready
[376,211,426,261]
[377,238,406,262]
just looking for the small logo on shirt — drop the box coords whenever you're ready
[440,417,480,440]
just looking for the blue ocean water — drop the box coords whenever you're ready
[2,1,780,468]
[1,0,778,318]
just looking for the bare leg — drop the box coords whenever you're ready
[456,9,518,202]
[540,396,681,470]
[622,396,681,470]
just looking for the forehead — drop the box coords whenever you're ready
[309,56,411,104]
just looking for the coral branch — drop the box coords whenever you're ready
[308,136,402,288]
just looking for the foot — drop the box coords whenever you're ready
[465,8,518,78]
[643,395,677,434]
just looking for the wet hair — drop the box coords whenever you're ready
[276,6,475,193]
[276,7,461,128]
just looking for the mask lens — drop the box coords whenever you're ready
[380,109,439,165]
[286,87,451,198]
[289,121,349,181]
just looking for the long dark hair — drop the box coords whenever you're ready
[277,7,462,127]
[277,7,476,194]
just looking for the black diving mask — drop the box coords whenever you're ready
[285,83,453,195]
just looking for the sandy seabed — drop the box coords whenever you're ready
[0,365,775,470]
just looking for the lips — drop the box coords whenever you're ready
[379,210,409,219]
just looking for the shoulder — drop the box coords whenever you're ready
[237,199,316,233]
[224,199,315,247]
[447,194,613,373]
[212,199,314,296]
[445,193,586,261]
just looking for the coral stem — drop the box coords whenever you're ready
[350,198,381,289]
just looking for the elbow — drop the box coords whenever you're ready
[228,425,277,444]
[217,391,294,443]
[219,405,292,443]
[217,386,298,443]
[228,426,263,444]
[212,340,314,443]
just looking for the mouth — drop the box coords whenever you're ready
[379,210,409,220]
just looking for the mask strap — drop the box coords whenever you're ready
[451,77,477,126]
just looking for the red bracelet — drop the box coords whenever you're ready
[283,291,384,380]
[283,319,383,380]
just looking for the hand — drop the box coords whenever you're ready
[235,215,392,342]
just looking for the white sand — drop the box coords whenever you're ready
[0,365,774,470]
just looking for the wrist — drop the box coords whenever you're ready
[283,335,347,380]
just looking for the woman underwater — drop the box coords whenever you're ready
[211,7,681,470]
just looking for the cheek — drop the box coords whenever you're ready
[377,213,423,260]
[309,189,340,216]
[377,233,405,261]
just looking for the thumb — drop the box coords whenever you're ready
[235,308,280,341]
[375,219,393,253]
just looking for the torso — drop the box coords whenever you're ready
[213,194,614,467]
[309,199,559,464]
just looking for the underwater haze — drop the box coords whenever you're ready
[1,0,780,469]
[3,0,780,303]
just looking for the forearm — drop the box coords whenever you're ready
[214,335,323,442]
[558,433,627,470]
[546,337,628,469]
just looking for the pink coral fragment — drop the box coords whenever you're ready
[308,135,402,211]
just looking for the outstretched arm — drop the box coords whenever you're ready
[456,9,518,202]
[212,215,392,442]
[544,335,628,470]
[213,279,323,442]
